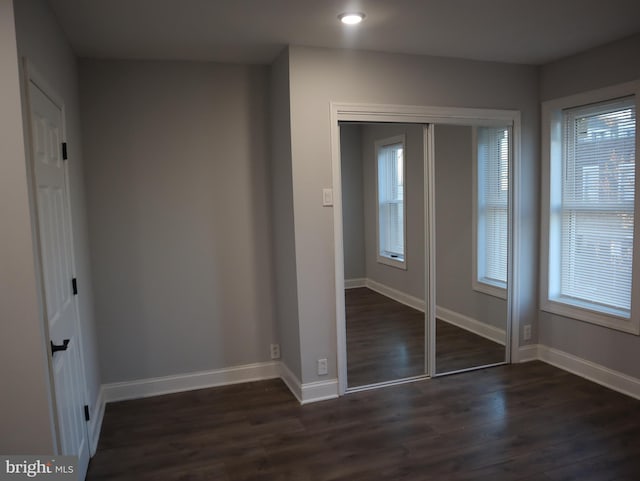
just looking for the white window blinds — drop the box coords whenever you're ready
[378,141,405,261]
[477,127,509,289]
[557,97,636,315]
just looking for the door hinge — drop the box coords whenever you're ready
[84,405,90,422]
[72,278,78,296]
[62,142,68,160]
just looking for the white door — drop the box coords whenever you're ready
[28,80,90,480]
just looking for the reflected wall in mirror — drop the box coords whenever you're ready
[434,124,509,374]
[341,122,426,388]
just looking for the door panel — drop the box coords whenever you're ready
[29,80,90,479]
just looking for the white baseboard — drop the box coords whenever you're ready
[345,278,367,289]
[517,344,540,363]
[537,345,640,401]
[278,361,302,403]
[365,278,426,312]
[103,361,280,403]
[88,386,105,456]
[436,305,506,345]
[301,379,339,404]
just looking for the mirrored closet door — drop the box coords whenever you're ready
[433,124,510,375]
[341,122,427,388]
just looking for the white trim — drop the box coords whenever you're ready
[300,379,339,404]
[331,102,520,394]
[540,81,640,335]
[88,387,105,456]
[103,362,280,403]
[436,306,506,345]
[537,345,640,401]
[365,278,425,312]
[278,361,303,404]
[517,344,540,363]
[344,278,367,289]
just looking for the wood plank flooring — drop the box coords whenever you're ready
[87,362,640,481]
[346,287,505,386]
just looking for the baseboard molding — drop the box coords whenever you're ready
[278,362,303,403]
[88,386,105,456]
[537,345,640,401]
[436,305,506,345]
[365,278,426,312]
[301,379,339,404]
[103,361,280,403]
[517,344,540,363]
[345,278,367,289]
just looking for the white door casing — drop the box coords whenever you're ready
[27,78,90,479]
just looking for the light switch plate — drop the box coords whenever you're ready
[322,188,333,206]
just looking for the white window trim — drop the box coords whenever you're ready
[472,127,508,300]
[375,134,407,270]
[540,81,640,335]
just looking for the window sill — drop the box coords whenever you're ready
[473,279,507,300]
[541,297,639,335]
[377,255,406,270]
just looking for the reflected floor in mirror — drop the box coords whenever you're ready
[346,288,504,387]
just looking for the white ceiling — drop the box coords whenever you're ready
[48,0,640,65]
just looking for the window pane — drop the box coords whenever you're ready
[378,141,405,260]
[559,97,636,313]
[477,127,509,287]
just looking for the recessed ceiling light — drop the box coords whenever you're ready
[339,12,365,25]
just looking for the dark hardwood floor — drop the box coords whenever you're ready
[345,287,505,386]
[87,362,640,481]
[436,319,505,374]
[346,287,424,386]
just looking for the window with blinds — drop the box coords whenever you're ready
[475,127,509,294]
[377,136,406,268]
[551,97,636,317]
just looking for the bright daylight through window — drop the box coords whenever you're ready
[377,136,406,269]
[544,93,637,330]
[475,127,509,298]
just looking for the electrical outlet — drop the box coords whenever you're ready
[317,358,328,375]
[270,343,280,360]
[523,324,532,341]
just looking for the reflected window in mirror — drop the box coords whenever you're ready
[376,135,406,269]
[473,126,509,299]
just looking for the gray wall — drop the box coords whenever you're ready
[13,0,102,433]
[80,60,276,383]
[0,0,55,453]
[362,123,425,300]
[434,124,507,331]
[288,45,540,383]
[340,124,365,280]
[270,48,302,380]
[538,33,640,378]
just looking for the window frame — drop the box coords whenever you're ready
[540,81,640,334]
[472,126,510,300]
[375,134,407,270]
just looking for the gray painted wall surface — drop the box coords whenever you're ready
[0,0,55,453]
[362,123,425,300]
[434,124,507,331]
[80,60,276,383]
[340,124,366,280]
[288,45,540,383]
[539,34,640,378]
[270,48,302,380]
[13,0,102,431]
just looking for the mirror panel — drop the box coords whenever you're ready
[434,124,509,375]
[341,122,426,388]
